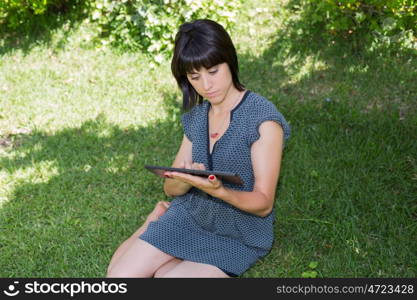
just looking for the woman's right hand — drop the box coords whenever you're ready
[164,161,205,179]
[184,161,206,171]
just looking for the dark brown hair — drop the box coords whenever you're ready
[171,19,245,111]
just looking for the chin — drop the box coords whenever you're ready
[207,94,224,103]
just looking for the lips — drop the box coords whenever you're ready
[206,91,218,98]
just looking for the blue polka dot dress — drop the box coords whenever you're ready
[140,90,291,276]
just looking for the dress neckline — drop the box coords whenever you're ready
[206,90,251,159]
[207,89,250,122]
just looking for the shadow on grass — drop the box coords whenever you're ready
[0,4,89,56]
[239,15,416,116]
[0,113,184,277]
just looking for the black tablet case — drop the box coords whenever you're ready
[144,165,244,186]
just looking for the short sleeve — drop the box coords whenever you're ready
[248,100,291,147]
[181,111,193,142]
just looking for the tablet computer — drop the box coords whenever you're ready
[144,165,244,186]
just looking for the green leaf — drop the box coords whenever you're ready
[301,271,310,278]
[355,12,365,23]
[309,261,319,269]
[301,270,318,278]
[310,271,318,278]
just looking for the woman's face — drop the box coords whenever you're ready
[186,62,234,103]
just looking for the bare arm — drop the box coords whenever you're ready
[163,134,195,197]
[213,121,284,217]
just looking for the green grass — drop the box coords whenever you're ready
[1,1,416,277]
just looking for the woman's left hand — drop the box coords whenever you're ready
[164,171,223,196]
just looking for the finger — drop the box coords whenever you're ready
[194,162,203,170]
[184,161,192,169]
[192,162,204,170]
[170,173,191,185]
[172,172,203,185]
[208,174,217,183]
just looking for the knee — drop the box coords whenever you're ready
[106,266,128,278]
[106,259,151,278]
[153,268,174,278]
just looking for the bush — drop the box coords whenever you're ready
[288,0,416,49]
[89,0,241,62]
[0,0,81,29]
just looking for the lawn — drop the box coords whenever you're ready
[0,1,416,277]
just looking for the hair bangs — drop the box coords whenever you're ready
[178,40,224,75]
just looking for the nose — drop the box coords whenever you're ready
[201,74,212,91]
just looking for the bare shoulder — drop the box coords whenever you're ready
[256,120,284,146]
[250,120,284,203]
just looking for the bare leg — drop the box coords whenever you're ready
[155,260,231,278]
[107,201,170,273]
[107,238,175,278]
[153,258,183,277]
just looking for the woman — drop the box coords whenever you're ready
[107,19,290,278]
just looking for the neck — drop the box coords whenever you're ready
[210,87,244,115]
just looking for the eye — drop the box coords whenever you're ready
[187,73,199,80]
[209,68,218,74]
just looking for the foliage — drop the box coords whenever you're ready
[287,0,416,50]
[0,0,82,29]
[88,0,241,62]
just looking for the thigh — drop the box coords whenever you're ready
[160,260,230,278]
[153,258,183,278]
[107,238,175,278]
[107,231,141,273]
